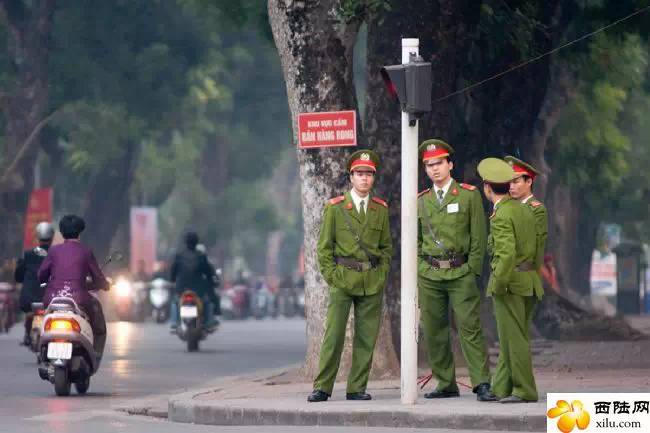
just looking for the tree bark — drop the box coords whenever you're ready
[268,0,399,381]
[0,0,56,258]
[81,142,138,263]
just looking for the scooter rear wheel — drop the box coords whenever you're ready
[75,376,90,394]
[54,367,71,396]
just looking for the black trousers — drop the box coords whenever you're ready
[80,296,106,358]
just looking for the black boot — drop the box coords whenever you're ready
[475,383,498,402]
[307,389,330,402]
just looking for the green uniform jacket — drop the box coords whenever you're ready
[487,197,543,299]
[525,196,548,270]
[317,192,393,296]
[417,180,487,281]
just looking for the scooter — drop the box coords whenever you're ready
[175,289,213,352]
[112,276,148,322]
[36,296,98,396]
[36,253,120,396]
[149,278,171,323]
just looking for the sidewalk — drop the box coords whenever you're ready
[155,363,648,431]
[120,339,650,431]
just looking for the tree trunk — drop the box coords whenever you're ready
[268,0,399,381]
[82,142,138,263]
[0,0,56,258]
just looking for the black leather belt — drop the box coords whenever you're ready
[422,255,467,270]
[334,257,376,272]
[515,261,536,272]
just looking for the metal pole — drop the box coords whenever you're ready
[400,37,419,405]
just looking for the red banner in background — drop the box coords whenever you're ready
[23,188,53,249]
[130,207,157,277]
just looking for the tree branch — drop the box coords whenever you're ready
[0,108,60,192]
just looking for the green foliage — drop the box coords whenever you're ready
[338,0,391,24]
[551,34,647,212]
[477,1,544,60]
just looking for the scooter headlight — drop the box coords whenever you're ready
[114,277,133,298]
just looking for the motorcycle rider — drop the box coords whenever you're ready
[196,243,221,326]
[38,215,109,362]
[15,222,55,346]
[169,233,217,330]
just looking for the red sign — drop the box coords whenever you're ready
[297,110,357,148]
[130,207,158,276]
[23,188,53,249]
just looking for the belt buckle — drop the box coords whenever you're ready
[438,260,451,269]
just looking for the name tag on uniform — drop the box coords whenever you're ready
[447,203,459,213]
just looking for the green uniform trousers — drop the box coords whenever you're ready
[491,294,538,401]
[313,289,382,394]
[419,272,490,392]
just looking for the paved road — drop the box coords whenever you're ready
[0,317,306,432]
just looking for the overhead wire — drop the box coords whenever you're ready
[433,5,650,103]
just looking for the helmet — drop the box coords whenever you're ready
[35,222,55,241]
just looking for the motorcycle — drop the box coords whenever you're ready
[149,278,171,323]
[27,303,46,362]
[175,289,213,352]
[252,281,277,320]
[112,276,148,322]
[36,252,121,396]
[222,283,249,320]
[0,282,16,333]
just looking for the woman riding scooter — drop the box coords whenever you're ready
[38,215,109,362]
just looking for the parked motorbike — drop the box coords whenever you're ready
[0,282,16,333]
[112,276,148,322]
[277,285,297,318]
[149,278,171,323]
[175,289,213,352]
[252,281,276,320]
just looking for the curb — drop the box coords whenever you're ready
[168,396,546,431]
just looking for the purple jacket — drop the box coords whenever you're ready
[38,240,108,306]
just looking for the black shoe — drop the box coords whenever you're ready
[499,395,537,403]
[20,336,31,347]
[346,392,372,401]
[475,383,498,402]
[424,389,460,399]
[307,389,330,402]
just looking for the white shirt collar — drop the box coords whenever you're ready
[433,178,453,200]
[522,194,534,204]
[350,189,370,213]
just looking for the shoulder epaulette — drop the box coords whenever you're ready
[372,196,388,208]
[328,195,345,205]
[530,200,543,208]
[460,183,477,191]
[418,188,430,198]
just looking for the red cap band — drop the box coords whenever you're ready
[512,164,536,179]
[350,159,376,172]
[423,148,450,162]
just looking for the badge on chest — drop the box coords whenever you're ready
[447,203,459,214]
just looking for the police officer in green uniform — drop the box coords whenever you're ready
[308,149,393,403]
[417,139,495,401]
[505,156,548,273]
[478,157,542,403]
